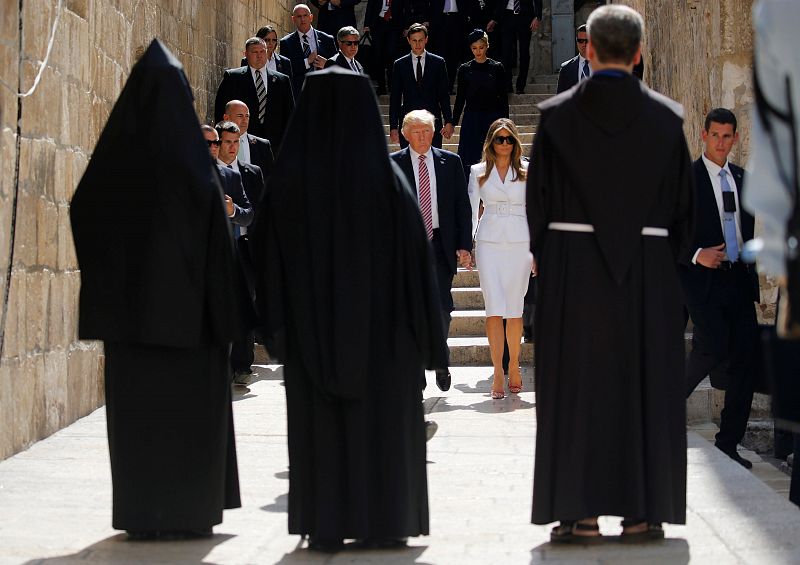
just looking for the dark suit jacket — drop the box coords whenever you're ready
[389,147,472,274]
[556,55,580,94]
[214,66,295,149]
[389,52,453,131]
[310,0,361,35]
[217,165,254,227]
[493,0,541,22]
[679,158,759,303]
[237,161,267,211]
[242,133,275,180]
[324,51,365,73]
[279,28,337,95]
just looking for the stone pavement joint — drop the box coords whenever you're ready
[2,364,800,564]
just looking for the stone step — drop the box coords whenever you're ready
[447,336,534,365]
[452,286,485,310]
[382,123,537,135]
[449,310,487,337]
[452,268,480,288]
[379,111,541,126]
[528,73,560,84]
[387,142,533,153]
[376,91,553,104]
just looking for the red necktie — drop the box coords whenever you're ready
[418,155,433,239]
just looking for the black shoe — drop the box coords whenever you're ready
[716,445,753,469]
[425,420,438,441]
[356,537,408,549]
[515,87,525,94]
[308,536,344,552]
[435,369,451,391]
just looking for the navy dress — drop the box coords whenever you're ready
[453,59,509,176]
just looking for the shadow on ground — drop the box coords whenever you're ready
[22,533,234,565]
[275,543,430,564]
[530,537,690,563]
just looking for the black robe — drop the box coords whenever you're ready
[250,67,448,540]
[70,39,250,532]
[526,74,694,525]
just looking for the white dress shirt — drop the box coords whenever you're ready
[299,28,319,69]
[691,153,744,263]
[577,55,591,82]
[237,133,251,163]
[411,50,427,76]
[408,146,440,230]
[443,0,459,13]
[250,66,268,94]
[265,55,277,73]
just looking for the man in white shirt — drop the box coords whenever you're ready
[324,26,366,73]
[680,108,760,470]
[556,24,592,93]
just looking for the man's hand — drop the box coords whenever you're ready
[441,123,455,139]
[530,17,540,32]
[486,20,497,32]
[224,194,235,217]
[312,55,327,69]
[364,26,370,34]
[457,249,473,270]
[531,256,538,277]
[307,50,318,66]
[390,129,400,144]
[696,243,726,268]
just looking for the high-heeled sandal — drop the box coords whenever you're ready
[491,389,505,399]
[508,380,523,394]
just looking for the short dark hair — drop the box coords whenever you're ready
[200,124,217,135]
[704,108,738,133]
[245,37,266,50]
[576,24,587,36]
[407,23,428,37]
[586,5,643,65]
[215,121,240,136]
[255,26,275,39]
[337,26,360,42]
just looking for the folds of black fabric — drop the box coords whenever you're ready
[70,39,250,532]
[249,67,448,539]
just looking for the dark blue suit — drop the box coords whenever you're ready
[279,28,337,96]
[241,133,274,190]
[239,54,295,96]
[216,165,253,233]
[309,0,362,35]
[556,55,580,94]
[390,146,471,332]
[680,158,759,456]
[214,67,295,150]
[389,51,453,149]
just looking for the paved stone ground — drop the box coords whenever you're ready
[2,363,800,564]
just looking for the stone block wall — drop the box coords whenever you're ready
[0,0,294,461]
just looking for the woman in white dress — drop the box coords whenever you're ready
[468,119,535,399]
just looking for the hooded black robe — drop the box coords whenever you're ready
[70,39,249,532]
[251,68,448,540]
[526,74,694,525]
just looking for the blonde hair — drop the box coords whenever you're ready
[478,119,526,187]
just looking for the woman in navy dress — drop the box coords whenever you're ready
[453,29,509,178]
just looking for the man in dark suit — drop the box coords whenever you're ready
[202,124,254,234]
[681,108,760,469]
[324,27,367,72]
[390,109,472,390]
[487,0,541,93]
[389,23,454,149]
[556,24,591,93]
[215,37,295,151]
[427,0,474,93]
[279,4,338,95]
[241,27,294,88]
[222,100,275,196]
[310,0,362,36]
[363,0,405,94]
[216,121,266,385]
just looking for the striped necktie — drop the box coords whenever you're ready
[513,0,520,14]
[302,34,311,58]
[581,59,590,79]
[418,155,433,239]
[254,70,267,123]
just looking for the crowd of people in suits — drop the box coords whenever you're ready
[68,0,800,554]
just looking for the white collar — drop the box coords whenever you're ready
[411,50,427,60]
[297,28,315,39]
[409,146,434,162]
[701,153,732,177]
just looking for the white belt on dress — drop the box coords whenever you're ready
[483,203,526,217]
[548,222,669,237]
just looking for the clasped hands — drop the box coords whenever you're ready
[307,50,327,70]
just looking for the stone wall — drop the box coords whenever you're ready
[0,0,294,461]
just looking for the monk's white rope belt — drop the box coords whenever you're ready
[548,222,669,237]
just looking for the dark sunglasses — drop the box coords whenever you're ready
[493,135,516,145]
[340,40,359,46]
[576,38,588,44]
[207,139,221,147]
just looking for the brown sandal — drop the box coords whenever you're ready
[550,520,603,544]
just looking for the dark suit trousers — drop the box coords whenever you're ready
[370,18,401,90]
[430,14,467,91]
[231,235,256,373]
[685,265,758,451]
[431,229,454,356]
[500,11,533,91]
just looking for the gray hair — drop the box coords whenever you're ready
[200,124,217,136]
[337,26,360,42]
[245,37,266,50]
[215,121,240,136]
[402,110,435,131]
[293,3,311,15]
[586,5,643,65]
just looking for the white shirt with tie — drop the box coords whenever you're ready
[411,50,427,76]
[250,66,268,93]
[408,146,440,230]
[299,28,319,69]
[577,55,591,83]
[691,153,744,264]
